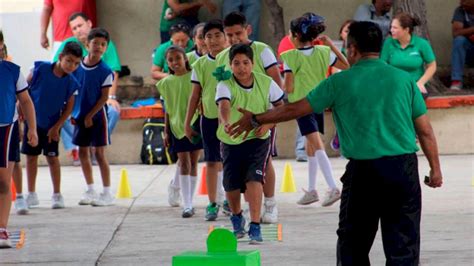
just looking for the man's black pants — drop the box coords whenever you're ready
[337,153,421,266]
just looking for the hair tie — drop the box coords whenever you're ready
[212,65,232,81]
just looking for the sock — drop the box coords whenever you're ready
[189,175,197,201]
[171,167,180,188]
[0,228,6,232]
[16,193,23,199]
[264,196,275,203]
[217,171,225,195]
[87,184,95,191]
[315,150,337,189]
[250,222,260,226]
[180,175,192,209]
[308,156,318,191]
[53,193,61,197]
[103,186,111,194]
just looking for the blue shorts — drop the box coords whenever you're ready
[222,138,271,193]
[0,121,20,168]
[200,116,222,162]
[72,110,110,147]
[169,119,203,153]
[296,112,324,136]
[21,124,59,157]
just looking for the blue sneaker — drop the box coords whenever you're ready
[230,213,246,238]
[222,200,231,216]
[248,223,263,244]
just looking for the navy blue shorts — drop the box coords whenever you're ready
[169,119,203,153]
[269,127,278,157]
[72,111,110,147]
[222,138,271,193]
[0,121,20,167]
[21,124,59,157]
[200,116,222,162]
[296,112,324,136]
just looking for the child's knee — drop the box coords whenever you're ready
[0,178,10,194]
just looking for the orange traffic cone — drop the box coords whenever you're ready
[198,165,208,195]
[11,178,16,201]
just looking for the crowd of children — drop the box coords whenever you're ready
[0,11,349,247]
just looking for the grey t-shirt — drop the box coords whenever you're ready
[452,6,474,29]
[353,3,392,37]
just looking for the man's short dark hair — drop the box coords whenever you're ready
[61,42,83,58]
[87,28,110,43]
[203,19,224,37]
[69,12,90,22]
[0,30,3,43]
[347,21,383,53]
[223,11,247,27]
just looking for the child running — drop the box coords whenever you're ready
[280,14,349,206]
[158,46,203,218]
[22,42,82,210]
[73,28,115,207]
[217,11,282,223]
[215,44,284,244]
[0,57,38,248]
[185,19,228,221]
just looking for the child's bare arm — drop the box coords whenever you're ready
[85,86,110,128]
[283,72,294,94]
[184,83,202,141]
[48,95,75,142]
[17,91,38,147]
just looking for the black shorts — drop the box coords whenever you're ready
[200,116,222,162]
[169,119,203,153]
[0,121,20,167]
[296,112,324,136]
[21,124,59,157]
[72,111,110,147]
[222,138,271,193]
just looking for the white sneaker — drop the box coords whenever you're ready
[296,189,319,205]
[26,192,39,208]
[0,230,12,248]
[261,199,278,224]
[52,194,65,209]
[78,190,98,205]
[14,196,29,215]
[91,192,115,207]
[321,188,341,207]
[167,181,180,207]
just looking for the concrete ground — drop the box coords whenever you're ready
[1,155,473,265]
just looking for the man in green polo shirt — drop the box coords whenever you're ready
[229,22,442,265]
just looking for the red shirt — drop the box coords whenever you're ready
[45,0,97,42]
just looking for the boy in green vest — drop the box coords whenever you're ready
[216,11,281,224]
[215,44,284,244]
[184,19,228,221]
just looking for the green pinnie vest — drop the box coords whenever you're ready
[217,72,272,145]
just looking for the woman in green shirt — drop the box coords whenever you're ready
[381,12,437,97]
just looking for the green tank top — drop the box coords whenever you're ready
[280,46,330,103]
[156,72,197,139]
[217,72,272,145]
[193,55,219,119]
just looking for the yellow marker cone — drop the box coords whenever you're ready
[280,163,297,193]
[116,168,132,198]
